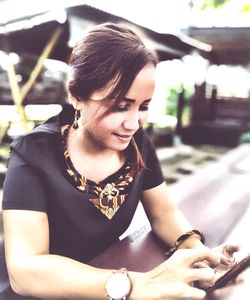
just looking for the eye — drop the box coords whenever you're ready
[114,101,130,112]
[139,101,150,111]
[139,105,149,111]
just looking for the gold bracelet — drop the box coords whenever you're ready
[166,230,205,258]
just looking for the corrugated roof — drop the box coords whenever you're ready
[0,4,211,62]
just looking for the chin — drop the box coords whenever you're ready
[108,142,130,152]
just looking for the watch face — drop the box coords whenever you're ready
[105,272,131,299]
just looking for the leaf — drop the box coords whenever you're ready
[240,4,250,12]
[199,0,230,10]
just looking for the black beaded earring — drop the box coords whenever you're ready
[73,109,81,129]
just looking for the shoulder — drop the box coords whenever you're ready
[11,122,59,150]
[10,115,62,165]
[10,103,73,152]
[9,104,75,165]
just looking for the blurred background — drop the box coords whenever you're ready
[1,0,250,237]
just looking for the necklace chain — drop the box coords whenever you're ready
[61,124,134,219]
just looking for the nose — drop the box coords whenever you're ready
[123,111,146,131]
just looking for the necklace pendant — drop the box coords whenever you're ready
[100,183,119,201]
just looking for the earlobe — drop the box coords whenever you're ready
[68,93,83,110]
[67,79,82,109]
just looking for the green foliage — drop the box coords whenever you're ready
[240,5,250,12]
[0,144,10,160]
[165,87,179,116]
[199,0,230,10]
[165,86,193,116]
[164,85,194,128]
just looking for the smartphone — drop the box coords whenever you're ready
[206,254,250,293]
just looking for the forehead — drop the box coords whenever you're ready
[89,79,116,101]
[90,64,156,103]
[125,64,156,100]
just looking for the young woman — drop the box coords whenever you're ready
[2,23,236,300]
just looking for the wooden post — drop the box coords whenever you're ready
[20,26,63,102]
[6,56,28,129]
[4,26,64,132]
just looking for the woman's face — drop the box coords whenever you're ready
[77,64,156,152]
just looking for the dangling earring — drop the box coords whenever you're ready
[73,109,81,129]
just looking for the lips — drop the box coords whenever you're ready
[115,133,132,138]
[113,133,133,143]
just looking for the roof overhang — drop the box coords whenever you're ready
[0,5,212,63]
[186,26,250,66]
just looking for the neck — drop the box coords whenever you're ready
[68,126,124,161]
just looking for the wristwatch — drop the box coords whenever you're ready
[105,268,132,300]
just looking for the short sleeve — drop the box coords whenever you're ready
[141,136,165,190]
[2,149,47,212]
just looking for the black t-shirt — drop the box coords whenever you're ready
[2,105,164,262]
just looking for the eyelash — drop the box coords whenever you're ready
[115,105,149,112]
[140,105,149,111]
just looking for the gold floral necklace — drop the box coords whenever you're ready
[62,124,134,220]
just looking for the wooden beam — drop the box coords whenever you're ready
[3,26,64,132]
[6,55,28,129]
[19,26,64,103]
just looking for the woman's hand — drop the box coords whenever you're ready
[130,248,222,300]
[194,243,240,289]
[212,244,240,282]
[213,244,239,267]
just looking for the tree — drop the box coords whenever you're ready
[191,0,231,10]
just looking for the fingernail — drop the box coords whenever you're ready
[226,257,234,264]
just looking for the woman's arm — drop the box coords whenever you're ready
[3,210,116,299]
[141,182,237,275]
[3,209,224,300]
[141,182,206,249]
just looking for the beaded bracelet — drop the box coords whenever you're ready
[166,230,205,258]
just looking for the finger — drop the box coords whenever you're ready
[223,244,240,256]
[183,285,206,299]
[178,248,222,267]
[208,247,237,267]
[219,246,238,266]
[196,270,218,289]
[193,261,209,268]
[188,267,215,283]
[210,251,231,267]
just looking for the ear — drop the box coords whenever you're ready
[67,79,82,110]
[68,93,81,110]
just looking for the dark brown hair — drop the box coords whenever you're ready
[68,22,158,173]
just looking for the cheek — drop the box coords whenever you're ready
[97,114,123,131]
